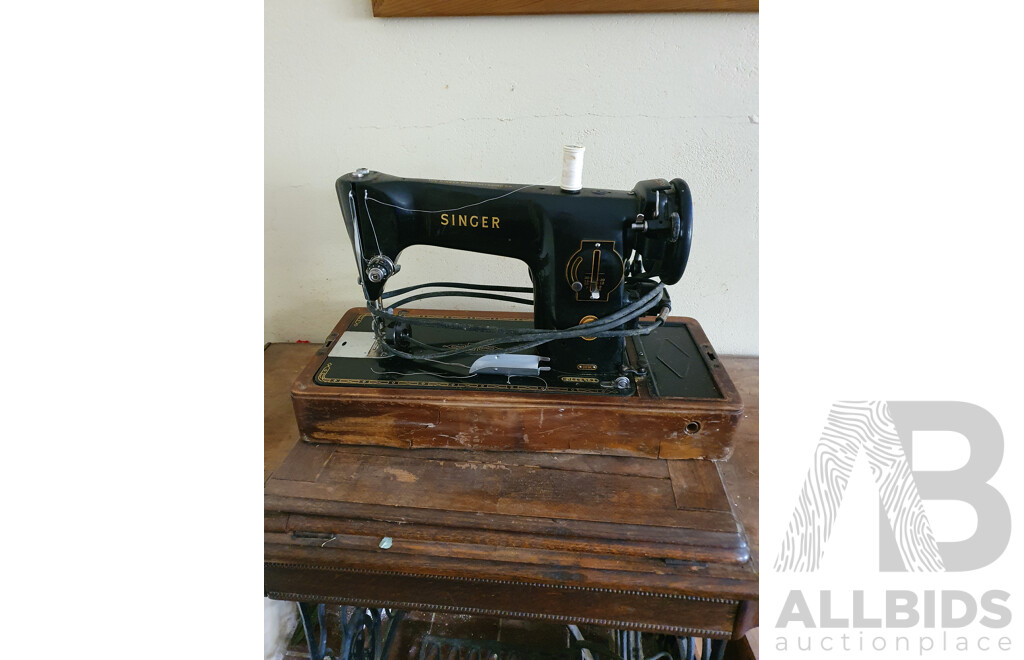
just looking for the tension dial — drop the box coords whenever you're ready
[565,239,624,302]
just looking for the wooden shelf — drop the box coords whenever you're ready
[371,0,758,18]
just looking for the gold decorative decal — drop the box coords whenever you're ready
[579,315,598,341]
[561,376,600,384]
[564,238,624,303]
[316,361,597,394]
[439,213,501,229]
[352,312,525,327]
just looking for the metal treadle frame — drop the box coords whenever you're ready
[294,604,727,660]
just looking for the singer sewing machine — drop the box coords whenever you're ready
[290,152,742,459]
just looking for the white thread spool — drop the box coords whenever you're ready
[560,144,585,193]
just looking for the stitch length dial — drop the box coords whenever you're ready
[565,240,624,302]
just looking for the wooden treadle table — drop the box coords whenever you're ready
[265,342,759,651]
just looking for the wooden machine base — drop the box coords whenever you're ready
[291,309,742,460]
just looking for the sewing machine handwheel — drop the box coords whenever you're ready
[645,179,692,285]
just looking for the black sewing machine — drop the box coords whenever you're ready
[290,152,742,458]
[336,162,691,378]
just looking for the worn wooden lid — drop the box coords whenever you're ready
[265,440,757,636]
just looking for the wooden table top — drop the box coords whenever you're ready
[266,342,758,638]
[265,342,760,571]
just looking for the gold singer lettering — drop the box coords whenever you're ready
[439,213,501,229]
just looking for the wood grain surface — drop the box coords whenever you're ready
[292,309,743,459]
[265,341,759,636]
[372,0,758,17]
[267,343,759,564]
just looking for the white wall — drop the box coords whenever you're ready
[266,2,758,355]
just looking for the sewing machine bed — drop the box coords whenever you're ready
[291,309,742,459]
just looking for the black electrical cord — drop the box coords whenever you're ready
[382,281,534,299]
[372,282,665,344]
[385,290,534,309]
[380,316,668,363]
[369,283,670,361]
[371,281,666,338]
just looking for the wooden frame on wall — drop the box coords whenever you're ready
[372,0,758,17]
